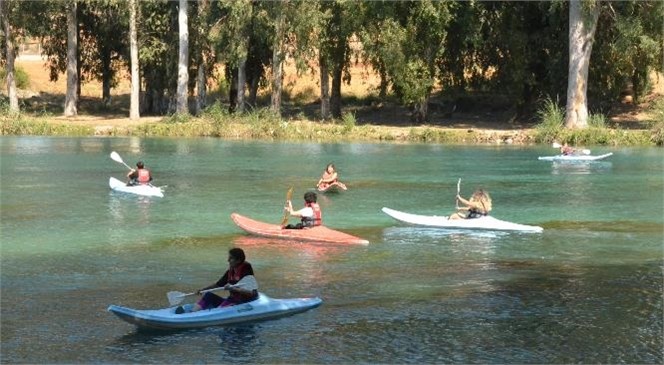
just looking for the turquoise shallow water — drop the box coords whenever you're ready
[1,136,662,363]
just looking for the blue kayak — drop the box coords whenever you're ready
[108,293,322,330]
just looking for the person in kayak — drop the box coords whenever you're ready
[126,161,153,186]
[283,191,322,229]
[559,142,576,155]
[449,188,492,220]
[317,163,347,191]
[176,248,259,314]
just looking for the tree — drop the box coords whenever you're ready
[128,0,139,119]
[64,0,78,117]
[176,0,189,115]
[565,0,599,129]
[1,0,19,113]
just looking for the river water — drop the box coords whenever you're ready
[1,136,662,364]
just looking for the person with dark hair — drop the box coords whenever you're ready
[449,189,492,220]
[283,191,322,229]
[126,161,153,186]
[317,163,347,191]
[176,248,259,314]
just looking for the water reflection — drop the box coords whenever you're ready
[550,161,612,175]
[107,193,154,246]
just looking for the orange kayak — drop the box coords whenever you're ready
[231,213,369,245]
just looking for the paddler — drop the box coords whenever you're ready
[449,188,492,220]
[176,248,259,314]
[283,191,322,229]
[126,161,153,186]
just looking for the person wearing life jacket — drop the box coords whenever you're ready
[177,248,259,314]
[449,188,492,220]
[283,191,322,229]
[126,161,153,186]
[317,163,347,191]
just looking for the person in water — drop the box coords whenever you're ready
[176,248,259,314]
[126,161,153,186]
[317,163,347,191]
[449,189,492,220]
[283,191,322,229]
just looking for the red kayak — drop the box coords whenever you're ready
[317,181,347,193]
[231,213,369,245]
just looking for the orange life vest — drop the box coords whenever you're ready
[137,169,151,184]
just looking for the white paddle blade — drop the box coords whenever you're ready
[234,275,259,291]
[552,142,562,148]
[582,149,591,155]
[167,291,187,306]
[110,151,124,164]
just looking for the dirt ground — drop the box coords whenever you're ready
[8,56,662,132]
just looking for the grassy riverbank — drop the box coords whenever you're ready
[1,101,660,146]
[2,58,663,146]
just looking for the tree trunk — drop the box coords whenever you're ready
[228,66,238,113]
[319,55,330,120]
[64,0,78,117]
[1,0,19,113]
[101,53,111,107]
[176,0,189,115]
[564,0,599,129]
[270,11,284,116]
[195,0,209,115]
[129,0,140,120]
[237,57,247,113]
[330,63,342,119]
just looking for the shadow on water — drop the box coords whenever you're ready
[108,324,261,363]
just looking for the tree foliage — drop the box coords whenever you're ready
[4,0,662,123]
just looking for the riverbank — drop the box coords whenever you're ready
[1,58,662,146]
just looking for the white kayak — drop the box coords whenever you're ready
[108,293,322,330]
[538,152,613,161]
[109,177,164,198]
[381,207,543,233]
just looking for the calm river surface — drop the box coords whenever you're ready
[1,136,662,364]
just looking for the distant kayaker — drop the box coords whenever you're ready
[559,142,576,155]
[126,161,153,186]
[317,163,347,191]
[283,191,322,229]
[449,189,492,220]
[176,248,259,314]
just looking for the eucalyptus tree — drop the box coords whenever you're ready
[193,0,211,115]
[78,0,128,108]
[565,0,600,129]
[361,0,453,123]
[318,0,362,119]
[210,0,254,113]
[138,0,179,114]
[129,0,139,119]
[263,0,322,116]
[0,0,19,112]
[64,0,77,117]
[175,0,188,115]
[589,0,664,107]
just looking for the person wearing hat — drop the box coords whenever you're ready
[126,160,153,186]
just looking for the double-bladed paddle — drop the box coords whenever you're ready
[167,275,258,306]
[110,151,133,170]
